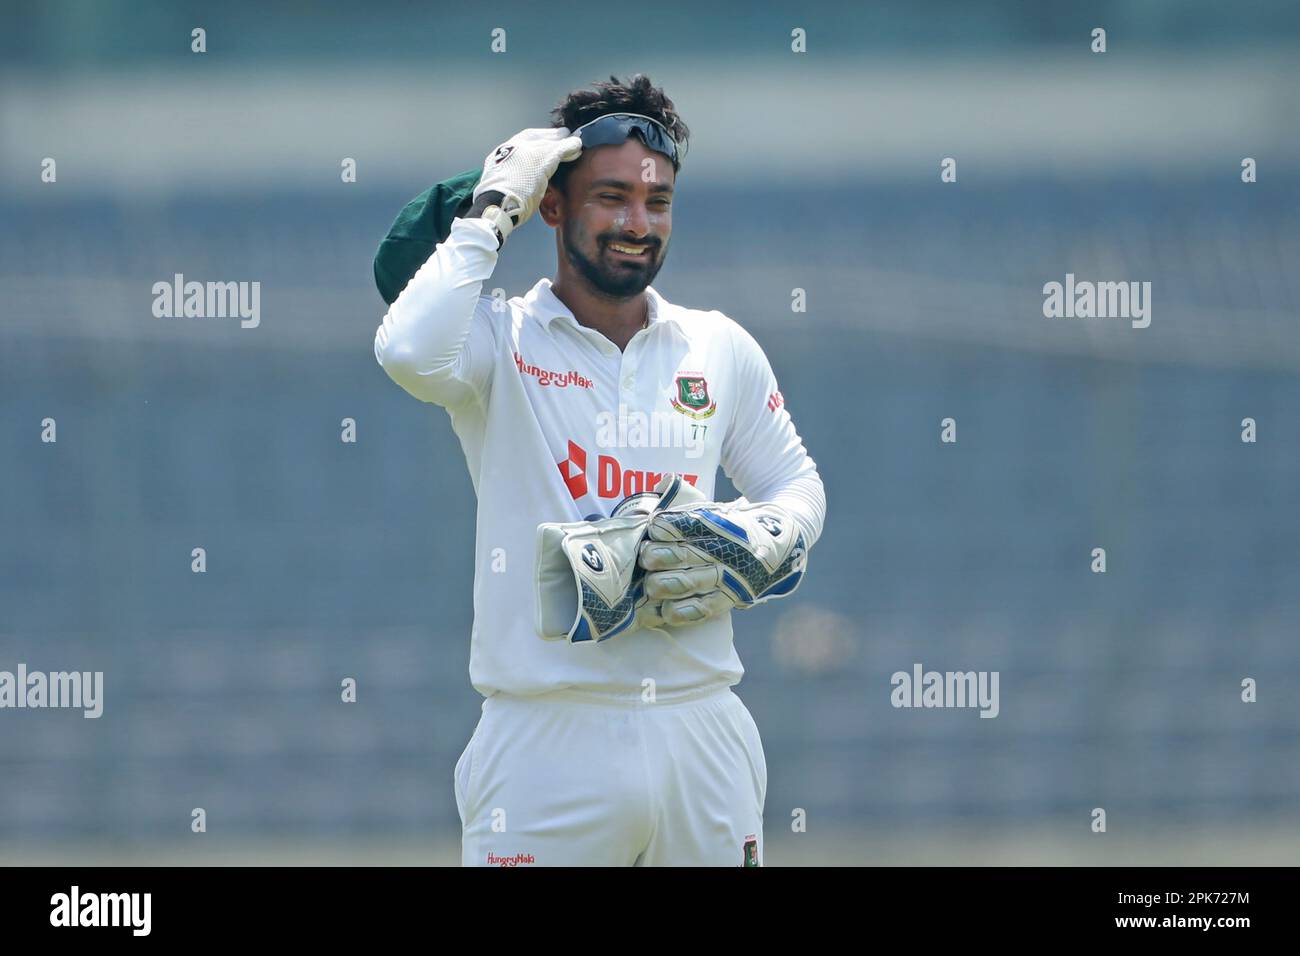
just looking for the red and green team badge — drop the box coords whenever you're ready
[671,373,717,420]
[742,836,760,867]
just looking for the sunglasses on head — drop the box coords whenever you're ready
[572,112,685,171]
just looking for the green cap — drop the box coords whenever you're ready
[373,168,483,305]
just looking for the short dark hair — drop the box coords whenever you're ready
[548,74,690,192]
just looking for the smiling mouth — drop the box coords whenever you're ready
[607,242,653,259]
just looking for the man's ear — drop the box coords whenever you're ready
[538,184,563,227]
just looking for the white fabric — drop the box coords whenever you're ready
[374,214,826,701]
[455,685,766,866]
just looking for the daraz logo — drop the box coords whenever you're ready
[557,440,697,500]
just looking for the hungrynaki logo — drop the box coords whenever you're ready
[486,852,535,867]
[557,440,697,500]
[514,352,594,389]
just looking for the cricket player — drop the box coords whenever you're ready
[373,75,825,866]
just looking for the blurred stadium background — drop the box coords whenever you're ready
[2,0,1298,864]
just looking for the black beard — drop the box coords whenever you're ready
[562,230,667,298]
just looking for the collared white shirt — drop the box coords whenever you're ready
[376,216,825,701]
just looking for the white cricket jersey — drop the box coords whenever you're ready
[375,215,826,702]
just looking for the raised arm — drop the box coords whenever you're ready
[373,213,501,407]
[373,127,582,408]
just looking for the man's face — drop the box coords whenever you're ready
[542,137,674,298]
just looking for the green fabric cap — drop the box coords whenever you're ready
[373,168,483,305]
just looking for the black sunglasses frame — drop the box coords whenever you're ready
[572,112,684,171]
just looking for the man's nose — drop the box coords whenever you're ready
[622,200,651,237]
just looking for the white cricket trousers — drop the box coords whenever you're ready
[455,684,767,866]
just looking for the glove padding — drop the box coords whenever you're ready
[535,476,811,641]
[535,474,705,643]
[473,127,582,242]
[637,499,808,627]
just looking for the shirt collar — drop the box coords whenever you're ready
[526,277,674,333]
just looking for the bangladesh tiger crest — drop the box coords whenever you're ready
[670,373,717,420]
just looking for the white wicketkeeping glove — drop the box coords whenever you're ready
[534,474,706,643]
[534,475,811,641]
[637,498,809,627]
[473,127,583,243]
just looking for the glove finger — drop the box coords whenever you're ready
[555,135,583,162]
[543,137,584,175]
[636,599,665,630]
[658,590,734,626]
[644,564,723,600]
[518,126,573,143]
[639,539,704,571]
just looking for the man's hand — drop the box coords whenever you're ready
[637,500,809,627]
[534,475,809,641]
[537,507,683,644]
[534,474,704,643]
[473,127,582,244]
